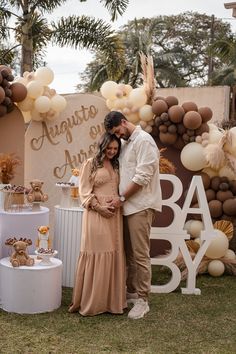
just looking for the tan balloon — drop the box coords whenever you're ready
[106,99,115,110]
[27,81,43,99]
[144,125,153,133]
[31,108,43,121]
[34,96,51,113]
[139,120,148,129]
[128,88,147,108]
[208,260,225,277]
[100,81,118,100]
[126,112,140,124]
[139,104,154,122]
[51,94,67,112]
[205,229,229,259]
[17,96,34,112]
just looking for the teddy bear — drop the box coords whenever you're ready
[27,179,48,203]
[36,225,51,249]
[69,168,80,198]
[10,240,35,267]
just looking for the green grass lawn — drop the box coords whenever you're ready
[0,267,236,354]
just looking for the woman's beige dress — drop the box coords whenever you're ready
[69,158,127,316]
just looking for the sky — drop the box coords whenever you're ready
[44,0,236,94]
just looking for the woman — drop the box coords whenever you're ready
[69,133,127,316]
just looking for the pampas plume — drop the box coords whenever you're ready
[203,143,225,170]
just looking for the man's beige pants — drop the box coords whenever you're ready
[124,209,155,300]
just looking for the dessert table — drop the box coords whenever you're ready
[0,256,62,314]
[0,206,49,258]
[54,205,83,287]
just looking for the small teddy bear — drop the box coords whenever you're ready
[27,179,48,203]
[69,168,80,198]
[10,240,35,267]
[36,225,51,250]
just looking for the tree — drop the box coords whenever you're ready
[78,12,233,91]
[0,0,129,77]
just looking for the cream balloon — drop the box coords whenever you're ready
[180,142,207,171]
[106,99,115,110]
[128,88,147,108]
[34,67,54,85]
[27,81,43,99]
[31,108,43,121]
[205,229,229,259]
[224,249,236,260]
[184,219,194,233]
[51,94,67,112]
[139,120,148,129]
[100,81,118,100]
[139,104,154,122]
[126,112,140,124]
[17,96,34,112]
[124,84,133,96]
[208,129,223,144]
[208,260,225,277]
[189,220,204,238]
[113,98,127,109]
[34,96,51,113]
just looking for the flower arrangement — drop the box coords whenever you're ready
[0,153,21,184]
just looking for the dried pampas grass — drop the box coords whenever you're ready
[203,143,225,170]
[159,148,176,174]
[213,220,233,240]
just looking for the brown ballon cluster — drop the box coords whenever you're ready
[191,172,236,221]
[0,65,27,118]
[151,96,213,149]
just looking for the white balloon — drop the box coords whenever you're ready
[51,94,67,112]
[208,260,225,277]
[35,67,54,85]
[100,81,118,100]
[34,96,51,113]
[184,219,194,233]
[180,142,207,171]
[208,129,223,144]
[205,229,229,259]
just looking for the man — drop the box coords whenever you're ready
[104,111,162,319]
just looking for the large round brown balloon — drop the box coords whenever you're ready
[10,82,27,102]
[0,86,5,104]
[183,111,202,129]
[208,199,223,218]
[0,104,7,117]
[229,180,236,195]
[152,99,168,116]
[159,132,177,145]
[0,65,12,74]
[223,198,236,216]
[199,172,211,190]
[211,176,221,191]
[205,189,216,202]
[168,105,185,123]
[182,101,198,112]
[165,96,179,107]
[216,190,233,202]
[198,107,213,123]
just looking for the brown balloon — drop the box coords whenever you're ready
[211,176,221,191]
[168,105,185,123]
[198,107,213,123]
[205,189,216,202]
[173,136,185,150]
[159,132,177,145]
[199,172,211,190]
[222,198,236,216]
[183,111,202,130]
[10,82,27,102]
[208,199,223,218]
[165,95,179,107]
[216,190,233,202]
[0,86,5,104]
[195,123,210,136]
[0,104,7,117]
[152,99,168,116]
[229,180,236,195]
[182,101,198,112]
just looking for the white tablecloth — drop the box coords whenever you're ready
[54,205,83,287]
[0,207,49,258]
[0,256,62,314]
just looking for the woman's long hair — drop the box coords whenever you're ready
[90,133,121,176]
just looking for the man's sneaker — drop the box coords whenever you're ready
[126,292,139,304]
[128,298,150,319]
